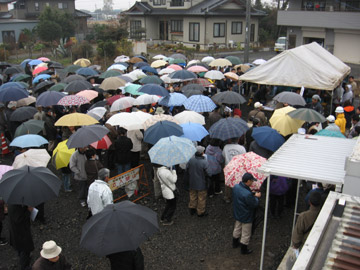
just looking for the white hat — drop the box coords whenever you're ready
[40,240,62,259]
[254,102,263,109]
[196,145,205,154]
[335,106,344,113]
[326,115,335,123]
[312,94,321,101]
[7,101,17,109]
[224,106,232,113]
[297,128,306,135]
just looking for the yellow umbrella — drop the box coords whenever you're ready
[234,64,251,73]
[269,106,305,136]
[55,113,99,127]
[74,58,91,67]
[209,58,233,67]
[52,140,75,169]
[151,60,167,68]
[224,72,239,81]
[100,77,127,91]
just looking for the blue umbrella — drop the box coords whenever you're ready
[141,66,158,75]
[36,91,66,107]
[315,129,346,138]
[181,123,208,141]
[251,126,285,152]
[209,117,249,141]
[134,62,149,68]
[20,59,32,69]
[0,84,28,102]
[113,62,129,68]
[138,84,169,97]
[158,92,187,107]
[0,82,27,91]
[33,74,51,84]
[168,70,197,81]
[183,95,216,112]
[139,75,163,85]
[144,120,183,145]
[149,136,196,167]
[76,67,99,77]
[10,134,48,148]
[28,59,43,66]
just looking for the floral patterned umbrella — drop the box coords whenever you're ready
[90,135,112,149]
[224,152,267,191]
[143,114,179,130]
[57,95,90,106]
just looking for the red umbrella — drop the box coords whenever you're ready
[167,64,183,71]
[106,94,124,105]
[57,95,90,106]
[33,66,48,75]
[90,135,112,149]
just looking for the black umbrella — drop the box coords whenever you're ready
[89,100,107,110]
[64,80,93,93]
[67,125,109,148]
[181,84,206,92]
[33,80,55,93]
[211,91,246,104]
[10,106,37,122]
[62,74,85,84]
[4,65,23,75]
[183,89,203,98]
[0,166,62,206]
[80,201,159,256]
[47,61,64,69]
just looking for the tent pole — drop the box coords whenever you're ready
[291,179,301,245]
[260,175,270,270]
[330,89,334,115]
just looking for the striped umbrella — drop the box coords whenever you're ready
[209,117,249,141]
[183,95,216,113]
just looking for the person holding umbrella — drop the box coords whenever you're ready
[157,165,177,226]
[70,147,88,207]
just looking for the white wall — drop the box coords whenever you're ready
[334,29,360,64]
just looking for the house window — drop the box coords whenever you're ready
[154,0,166,5]
[231,22,242,34]
[250,24,255,42]
[58,2,68,9]
[302,0,327,11]
[213,23,225,38]
[189,23,200,42]
[130,20,142,39]
[171,20,183,33]
[45,2,49,7]
[35,2,39,11]
[170,0,184,6]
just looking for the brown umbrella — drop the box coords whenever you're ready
[99,77,127,91]
[129,57,143,64]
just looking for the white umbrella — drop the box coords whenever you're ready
[133,94,160,106]
[12,149,51,169]
[87,107,107,121]
[107,64,127,71]
[158,68,175,75]
[152,54,167,60]
[160,75,180,84]
[114,55,129,63]
[173,110,205,125]
[127,70,147,80]
[187,59,200,67]
[110,97,135,112]
[253,59,267,66]
[201,56,215,64]
[204,70,225,80]
[209,58,233,67]
[106,111,153,130]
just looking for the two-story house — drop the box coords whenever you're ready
[123,0,265,49]
[0,0,91,44]
[277,0,360,64]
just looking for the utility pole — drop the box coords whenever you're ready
[244,0,251,63]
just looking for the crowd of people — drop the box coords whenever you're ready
[0,54,358,270]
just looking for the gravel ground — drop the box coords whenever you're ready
[0,156,297,270]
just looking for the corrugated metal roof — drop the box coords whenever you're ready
[258,134,356,185]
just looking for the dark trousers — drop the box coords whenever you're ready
[35,203,45,222]
[78,180,88,202]
[18,251,31,270]
[270,194,284,217]
[161,196,177,222]
[208,173,221,195]
[130,151,140,168]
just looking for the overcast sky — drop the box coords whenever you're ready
[74,0,137,11]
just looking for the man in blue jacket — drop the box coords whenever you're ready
[232,173,261,254]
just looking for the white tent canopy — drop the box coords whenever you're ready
[257,134,357,270]
[239,42,351,90]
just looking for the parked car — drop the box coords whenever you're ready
[274,37,287,53]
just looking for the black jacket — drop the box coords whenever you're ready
[114,136,133,164]
[107,248,144,270]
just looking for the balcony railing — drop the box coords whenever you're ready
[170,0,184,7]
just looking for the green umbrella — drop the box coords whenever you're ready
[13,73,32,82]
[124,83,144,96]
[14,119,45,138]
[99,70,122,79]
[169,58,186,64]
[49,83,67,92]
[139,75,162,85]
[64,65,82,74]
[225,56,242,65]
[18,82,29,89]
